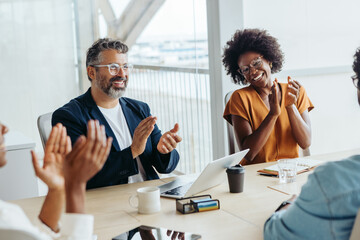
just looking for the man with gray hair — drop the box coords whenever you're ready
[52,38,181,189]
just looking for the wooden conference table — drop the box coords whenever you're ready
[12,148,360,240]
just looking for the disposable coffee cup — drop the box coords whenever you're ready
[226,164,245,193]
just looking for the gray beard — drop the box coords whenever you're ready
[95,77,126,99]
[107,87,125,99]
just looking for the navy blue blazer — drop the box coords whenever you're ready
[52,88,180,189]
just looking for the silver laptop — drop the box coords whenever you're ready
[159,149,249,199]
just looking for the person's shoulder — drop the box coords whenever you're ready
[0,199,25,217]
[0,199,19,210]
[120,97,152,118]
[121,97,150,110]
[121,97,147,106]
[311,155,360,195]
[225,87,256,113]
[53,96,85,115]
[231,86,254,99]
[52,91,90,123]
[234,85,253,94]
[314,155,360,176]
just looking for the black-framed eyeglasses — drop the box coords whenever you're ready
[237,56,263,75]
[91,63,133,76]
[352,75,359,89]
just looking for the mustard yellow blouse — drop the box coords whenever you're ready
[223,83,314,164]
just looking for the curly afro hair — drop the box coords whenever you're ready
[222,29,284,85]
[353,48,360,83]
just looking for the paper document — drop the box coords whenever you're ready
[258,158,323,176]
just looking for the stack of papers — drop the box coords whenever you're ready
[257,158,323,176]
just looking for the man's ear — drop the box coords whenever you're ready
[87,66,96,81]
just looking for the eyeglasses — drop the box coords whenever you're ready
[91,63,133,76]
[352,75,359,89]
[237,56,263,75]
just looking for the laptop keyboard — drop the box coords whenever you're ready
[163,182,193,196]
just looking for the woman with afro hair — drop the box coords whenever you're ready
[223,29,314,165]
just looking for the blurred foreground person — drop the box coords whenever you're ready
[0,120,112,239]
[264,47,360,240]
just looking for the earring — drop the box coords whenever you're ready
[269,63,273,69]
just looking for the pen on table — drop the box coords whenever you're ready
[259,173,278,177]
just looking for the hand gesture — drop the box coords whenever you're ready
[268,79,281,117]
[285,76,301,107]
[32,123,71,191]
[167,230,185,240]
[0,123,8,147]
[64,120,112,186]
[139,227,156,240]
[280,194,297,211]
[131,116,157,158]
[0,123,9,166]
[288,194,297,202]
[157,123,182,154]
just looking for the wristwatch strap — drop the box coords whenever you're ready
[275,200,293,212]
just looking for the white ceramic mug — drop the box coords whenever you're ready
[129,186,161,214]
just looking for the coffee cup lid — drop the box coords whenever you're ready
[226,164,245,174]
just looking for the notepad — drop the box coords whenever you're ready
[257,158,323,176]
[176,194,220,214]
[192,198,219,212]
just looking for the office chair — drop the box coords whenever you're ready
[224,90,310,156]
[0,228,39,240]
[350,209,360,240]
[224,91,238,154]
[37,112,53,150]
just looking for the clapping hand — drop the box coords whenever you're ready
[0,123,9,166]
[0,123,8,148]
[64,120,112,187]
[268,79,281,117]
[285,76,301,107]
[157,123,182,154]
[32,123,71,191]
[64,120,112,214]
[167,230,185,240]
[131,116,157,158]
[32,123,71,231]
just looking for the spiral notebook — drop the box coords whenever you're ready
[257,158,323,176]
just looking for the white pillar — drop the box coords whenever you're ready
[74,0,98,93]
[206,0,244,159]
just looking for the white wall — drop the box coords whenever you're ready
[243,0,360,70]
[208,0,360,157]
[289,72,360,155]
[207,0,245,158]
[0,0,80,152]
